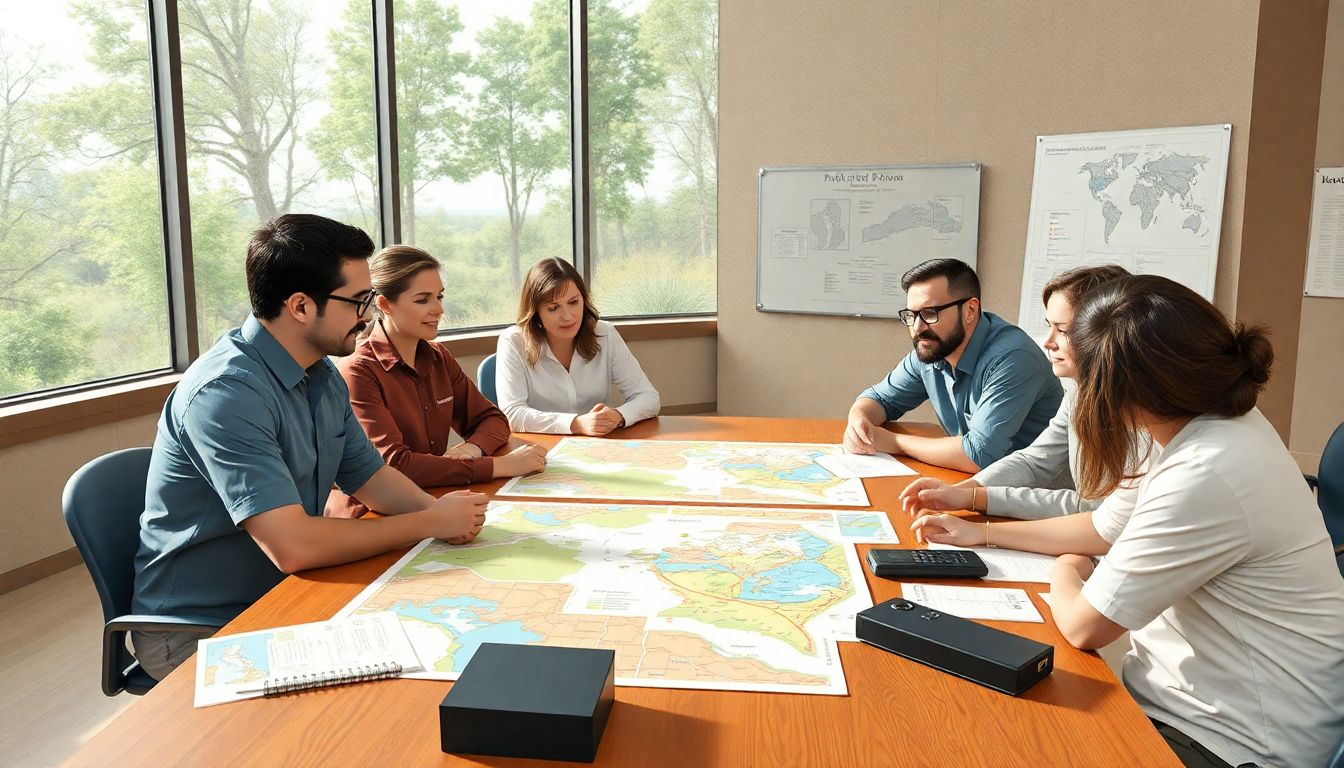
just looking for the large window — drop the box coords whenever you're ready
[180,0,379,346]
[0,0,717,403]
[588,0,717,317]
[0,1,169,398]
[394,0,573,330]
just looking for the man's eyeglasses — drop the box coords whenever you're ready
[897,297,972,327]
[325,291,376,317]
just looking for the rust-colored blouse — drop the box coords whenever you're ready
[325,322,510,517]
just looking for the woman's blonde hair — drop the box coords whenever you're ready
[361,245,440,337]
[517,257,600,367]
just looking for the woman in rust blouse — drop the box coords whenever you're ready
[325,246,546,517]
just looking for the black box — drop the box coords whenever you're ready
[856,598,1053,695]
[439,643,616,762]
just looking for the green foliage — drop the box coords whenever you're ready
[315,0,471,243]
[594,251,715,317]
[467,14,567,290]
[530,0,662,254]
[0,302,88,397]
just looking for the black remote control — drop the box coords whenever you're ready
[866,547,989,579]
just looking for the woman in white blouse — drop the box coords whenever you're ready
[496,257,661,434]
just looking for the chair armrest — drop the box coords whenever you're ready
[1306,474,1319,492]
[102,614,226,696]
[106,614,226,634]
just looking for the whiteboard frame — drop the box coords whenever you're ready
[756,162,981,319]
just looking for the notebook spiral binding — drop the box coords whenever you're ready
[261,662,404,696]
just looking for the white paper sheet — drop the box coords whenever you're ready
[927,543,1056,583]
[900,583,1044,623]
[816,452,918,478]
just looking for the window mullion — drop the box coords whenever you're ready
[570,0,592,279]
[148,0,199,368]
[373,0,402,246]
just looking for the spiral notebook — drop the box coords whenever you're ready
[193,611,422,708]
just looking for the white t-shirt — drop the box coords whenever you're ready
[495,320,661,434]
[1083,409,1344,767]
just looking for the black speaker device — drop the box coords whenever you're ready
[856,597,1054,695]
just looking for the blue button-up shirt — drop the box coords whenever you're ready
[859,311,1063,468]
[133,316,385,623]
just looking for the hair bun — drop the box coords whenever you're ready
[1232,323,1273,386]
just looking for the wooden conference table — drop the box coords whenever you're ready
[66,416,1178,767]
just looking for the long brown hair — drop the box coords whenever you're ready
[1041,264,1131,308]
[360,245,440,338]
[517,257,600,367]
[1071,275,1273,498]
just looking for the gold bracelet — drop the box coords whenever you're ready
[971,485,978,512]
[984,519,991,548]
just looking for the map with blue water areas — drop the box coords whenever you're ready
[201,632,272,686]
[336,501,880,695]
[497,438,870,507]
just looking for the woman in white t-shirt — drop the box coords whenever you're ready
[496,257,660,435]
[912,275,1344,768]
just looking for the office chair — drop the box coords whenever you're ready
[62,447,223,696]
[477,353,498,405]
[1305,422,1344,574]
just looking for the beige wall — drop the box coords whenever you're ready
[1,336,715,576]
[716,1,1330,424]
[1,414,159,576]
[1291,0,1344,472]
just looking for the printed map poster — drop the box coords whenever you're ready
[497,438,870,507]
[757,163,981,318]
[335,501,879,695]
[1019,124,1231,335]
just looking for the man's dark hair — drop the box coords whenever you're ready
[899,258,981,298]
[246,213,375,320]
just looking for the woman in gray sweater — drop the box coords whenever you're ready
[899,264,1130,521]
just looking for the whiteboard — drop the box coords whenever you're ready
[756,163,981,318]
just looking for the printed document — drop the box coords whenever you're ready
[901,583,1044,623]
[816,451,918,478]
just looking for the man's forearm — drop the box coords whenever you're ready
[892,433,980,473]
[849,397,888,425]
[350,466,437,516]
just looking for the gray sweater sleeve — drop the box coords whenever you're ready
[971,390,1091,519]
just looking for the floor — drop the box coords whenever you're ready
[0,565,1132,768]
[0,567,134,768]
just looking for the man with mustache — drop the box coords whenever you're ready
[844,258,1062,473]
[131,214,487,681]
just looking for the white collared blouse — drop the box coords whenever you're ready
[495,320,661,434]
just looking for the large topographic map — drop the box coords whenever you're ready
[336,501,886,694]
[496,438,870,507]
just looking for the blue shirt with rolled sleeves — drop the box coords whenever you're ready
[858,311,1063,469]
[132,316,385,624]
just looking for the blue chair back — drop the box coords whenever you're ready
[477,353,498,405]
[1330,731,1344,768]
[1317,422,1344,548]
[62,447,153,626]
